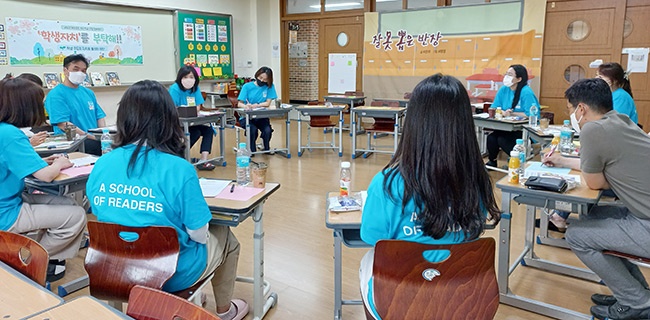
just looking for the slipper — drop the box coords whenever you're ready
[218,299,249,320]
[197,162,216,171]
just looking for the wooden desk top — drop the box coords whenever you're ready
[0,262,63,319]
[205,182,281,214]
[26,296,131,319]
[325,192,362,228]
[496,169,601,202]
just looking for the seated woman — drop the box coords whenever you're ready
[359,74,501,319]
[87,80,248,320]
[0,78,86,282]
[237,66,277,153]
[597,62,638,124]
[486,64,540,167]
[169,66,215,170]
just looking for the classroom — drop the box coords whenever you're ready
[1,0,650,319]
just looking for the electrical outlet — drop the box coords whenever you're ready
[246,60,253,67]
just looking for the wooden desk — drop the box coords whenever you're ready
[235,107,293,158]
[0,261,63,319]
[26,296,131,319]
[179,112,227,166]
[496,173,601,320]
[324,192,370,320]
[24,152,93,196]
[295,104,346,157]
[350,106,406,159]
[323,95,366,109]
[205,182,281,320]
[473,115,529,171]
[34,135,87,157]
[524,124,580,146]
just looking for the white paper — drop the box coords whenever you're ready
[71,156,99,167]
[328,190,367,212]
[199,178,231,197]
[34,140,74,149]
[328,53,357,94]
[624,48,649,73]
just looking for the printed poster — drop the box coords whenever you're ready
[183,22,194,41]
[208,54,219,65]
[195,23,206,42]
[218,26,228,42]
[623,48,649,73]
[219,54,230,65]
[5,17,143,65]
[207,23,217,42]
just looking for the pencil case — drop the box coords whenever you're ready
[524,176,568,193]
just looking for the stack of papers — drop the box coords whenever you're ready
[328,191,368,212]
[35,140,73,149]
[71,156,98,168]
[199,179,231,197]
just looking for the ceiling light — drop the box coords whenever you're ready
[309,2,362,9]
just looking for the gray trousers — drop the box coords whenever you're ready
[566,205,650,308]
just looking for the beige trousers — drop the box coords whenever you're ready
[194,224,241,310]
[9,193,86,260]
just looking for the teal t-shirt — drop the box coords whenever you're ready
[492,85,540,117]
[0,123,48,230]
[237,81,277,105]
[168,83,205,107]
[612,88,638,124]
[45,84,106,134]
[86,145,212,292]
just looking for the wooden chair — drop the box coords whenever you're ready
[85,221,214,310]
[0,231,49,286]
[540,111,555,125]
[363,101,399,154]
[127,285,220,320]
[604,250,650,269]
[369,238,499,320]
[301,101,340,154]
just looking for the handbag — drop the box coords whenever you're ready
[524,176,568,193]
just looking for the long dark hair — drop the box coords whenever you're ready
[598,62,632,98]
[0,78,46,127]
[254,66,273,87]
[510,64,529,110]
[383,74,500,240]
[114,80,186,176]
[175,66,200,93]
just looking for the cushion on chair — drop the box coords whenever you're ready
[0,231,49,286]
[372,238,499,320]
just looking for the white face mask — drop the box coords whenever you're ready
[503,75,514,87]
[570,109,583,133]
[68,71,86,85]
[181,78,195,90]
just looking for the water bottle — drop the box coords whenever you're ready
[529,104,539,126]
[236,142,251,186]
[100,128,112,155]
[559,120,574,154]
[513,139,526,178]
[339,162,351,197]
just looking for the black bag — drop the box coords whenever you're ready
[524,176,568,193]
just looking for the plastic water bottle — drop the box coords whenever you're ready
[236,142,251,186]
[339,162,351,197]
[559,120,574,154]
[529,104,539,126]
[513,139,526,178]
[100,128,112,155]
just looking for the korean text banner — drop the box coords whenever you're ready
[5,17,143,65]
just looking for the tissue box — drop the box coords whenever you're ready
[177,106,197,118]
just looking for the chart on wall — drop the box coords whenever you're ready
[175,11,233,79]
[328,53,357,94]
[4,17,143,66]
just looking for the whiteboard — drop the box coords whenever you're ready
[328,53,356,94]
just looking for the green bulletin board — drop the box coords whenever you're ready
[174,11,233,79]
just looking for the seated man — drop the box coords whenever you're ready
[543,78,650,320]
[45,54,106,155]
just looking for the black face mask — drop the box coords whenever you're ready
[256,79,267,87]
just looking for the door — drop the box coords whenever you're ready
[540,0,626,122]
[319,16,364,100]
[622,0,650,126]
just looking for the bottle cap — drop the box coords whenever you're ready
[238,142,247,149]
[553,133,561,137]
[564,120,570,125]
[516,139,524,144]
[102,128,109,134]
[510,151,520,157]
[341,161,351,168]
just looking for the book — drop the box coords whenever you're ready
[82,73,92,87]
[43,73,60,89]
[105,72,121,86]
[90,72,105,86]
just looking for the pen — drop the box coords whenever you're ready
[230,184,235,193]
[63,153,69,159]
[74,163,95,168]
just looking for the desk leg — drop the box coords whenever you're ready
[338,111,343,157]
[297,115,303,157]
[219,114,226,166]
[498,191,513,294]
[285,116,291,158]
[246,115,252,152]
[251,204,277,320]
[393,113,399,156]
[183,122,191,162]
[349,102,354,137]
[333,230,343,320]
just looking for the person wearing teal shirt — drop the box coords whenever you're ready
[169,66,216,170]
[486,64,540,167]
[359,74,501,319]
[86,80,248,320]
[597,62,638,124]
[237,67,278,153]
[45,54,106,155]
[0,78,86,282]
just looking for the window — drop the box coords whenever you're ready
[376,0,403,12]
[407,0,438,9]
[286,0,321,14]
[323,0,364,12]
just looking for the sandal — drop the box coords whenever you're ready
[218,299,249,320]
[197,162,216,171]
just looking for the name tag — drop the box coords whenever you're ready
[262,91,267,98]
[187,97,196,107]
[88,102,95,110]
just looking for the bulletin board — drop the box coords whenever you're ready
[174,11,233,79]
[328,53,357,94]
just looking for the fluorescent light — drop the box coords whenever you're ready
[376,0,398,2]
[310,2,361,9]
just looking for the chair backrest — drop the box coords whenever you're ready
[0,231,49,286]
[370,101,384,107]
[540,111,555,125]
[127,285,220,320]
[226,87,240,109]
[403,92,412,99]
[372,238,499,320]
[84,221,180,302]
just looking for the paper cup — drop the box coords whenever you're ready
[251,162,268,188]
